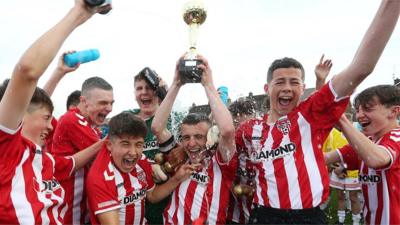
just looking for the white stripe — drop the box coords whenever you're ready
[263,126,279,208]
[114,168,126,225]
[129,168,143,225]
[72,168,84,224]
[45,153,63,225]
[366,168,378,224]
[208,161,222,225]
[381,171,390,225]
[298,113,323,207]
[32,146,51,225]
[95,205,121,215]
[190,180,205,221]
[282,133,302,209]
[177,178,190,224]
[166,188,177,224]
[11,148,34,224]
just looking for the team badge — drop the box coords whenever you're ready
[276,117,291,135]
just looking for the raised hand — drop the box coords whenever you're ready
[315,54,333,81]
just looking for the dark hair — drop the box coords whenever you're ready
[0,78,53,114]
[66,90,81,110]
[229,98,256,117]
[134,71,146,85]
[81,77,113,97]
[354,85,400,109]
[108,112,147,139]
[267,57,305,83]
[181,113,211,126]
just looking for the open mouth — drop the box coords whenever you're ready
[278,96,292,107]
[141,99,152,106]
[359,121,371,128]
[123,158,137,167]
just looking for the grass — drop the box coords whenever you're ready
[324,189,363,225]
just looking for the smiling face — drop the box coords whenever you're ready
[81,88,114,126]
[108,135,144,173]
[265,67,305,121]
[134,79,159,117]
[22,106,53,147]
[356,97,398,140]
[180,122,210,164]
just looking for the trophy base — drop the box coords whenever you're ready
[178,59,203,83]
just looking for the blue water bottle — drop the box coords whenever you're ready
[218,86,229,105]
[64,49,100,67]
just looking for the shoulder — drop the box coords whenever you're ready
[89,148,112,177]
[57,109,87,126]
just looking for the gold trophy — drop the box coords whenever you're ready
[178,0,207,83]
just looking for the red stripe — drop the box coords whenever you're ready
[184,181,198,224]
[256,123,270,206]
[290,122,313,208]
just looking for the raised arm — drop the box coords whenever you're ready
[72,138,104,171]
[0,1,111,130]
[43,50,80,96]
[151,60,183,143]
[338,114,391,168]
[197,55,236,162]
[332,0,400,98]
[314,54,332,91]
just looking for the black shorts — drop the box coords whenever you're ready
[249,205,327,225]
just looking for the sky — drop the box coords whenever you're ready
[1,0,399,118]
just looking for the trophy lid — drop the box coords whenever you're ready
[183,0,207,25]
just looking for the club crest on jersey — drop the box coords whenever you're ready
[122,189,146,205]
[359,174,381,184]
[276,117,291,135]
[250,142,296,162]
[137,170,146,183]
[34,178,62,194]
[191,171,209,185]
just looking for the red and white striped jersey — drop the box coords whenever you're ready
[87,148,155,225]
[0,124,74,224]
[227,152,254,223]
[163,151,238,225]
[338,127,400,225]
[52,108,101,224]
[236,83,349,209]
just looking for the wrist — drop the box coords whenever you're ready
[68,6,93,26]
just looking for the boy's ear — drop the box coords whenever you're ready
[389,105,400,119]
[106,139,112,152]
[264,83,269,94]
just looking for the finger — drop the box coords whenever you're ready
[319,54,325,64]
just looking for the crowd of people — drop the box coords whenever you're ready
[0,0,399,225]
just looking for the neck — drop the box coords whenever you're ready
[77,104,91,122]
[267,110,284,123]
[138,110,155,120]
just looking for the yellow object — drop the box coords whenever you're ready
[323,128,358,178]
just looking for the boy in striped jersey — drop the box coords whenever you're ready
[151,55,238,225]
[236,1,399,224]
[0,1,110,224]
[325,85,400,225]
[86,112,196,225]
